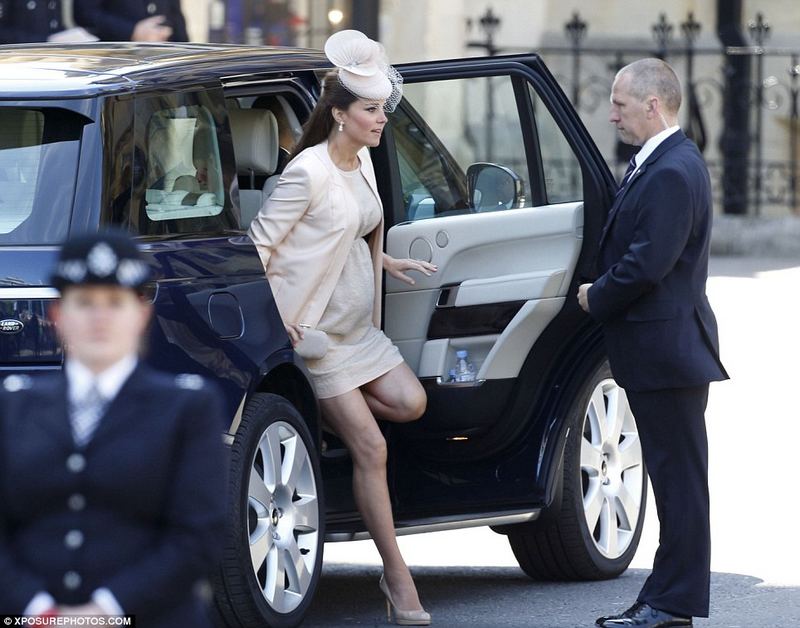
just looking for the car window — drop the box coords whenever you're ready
[142,103,225,222]
[529,85,583,204]
[390,75,531,221]
[0,107,86,244]
[109,90,238,236]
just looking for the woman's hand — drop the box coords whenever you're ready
[285,324,305,347]
[383,253,437,285]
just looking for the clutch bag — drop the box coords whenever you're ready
[294,326,330,360]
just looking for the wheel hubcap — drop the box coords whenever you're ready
[580,379,644,559]
[248,421,319,613]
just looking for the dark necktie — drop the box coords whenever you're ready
[615,156,637,198]
[71,383,108,447]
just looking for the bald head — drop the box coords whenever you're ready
[617,59,682,115]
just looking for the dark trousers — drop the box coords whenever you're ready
[625,384,711,618]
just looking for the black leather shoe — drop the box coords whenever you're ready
[595,601,693,627]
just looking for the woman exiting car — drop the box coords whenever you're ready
[248,29,434,626]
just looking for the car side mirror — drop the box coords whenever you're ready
[466,162,524,213]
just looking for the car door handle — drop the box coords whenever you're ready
[436,284,460,308]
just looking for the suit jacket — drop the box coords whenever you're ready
[247,141,385,329]
[588,130,729,392]
[0,365,227,627]
[0,0,65,43]
[74,0,188,41]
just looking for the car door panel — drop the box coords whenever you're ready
[385,201,583,381]
[453,269,566,307]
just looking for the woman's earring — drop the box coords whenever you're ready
[338,121,344,132]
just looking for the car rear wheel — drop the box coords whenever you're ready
[507,362,647,580]
[215,393,324,627]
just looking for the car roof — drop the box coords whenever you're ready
[0,42,330,98]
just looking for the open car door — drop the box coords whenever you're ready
[373,55,616,516]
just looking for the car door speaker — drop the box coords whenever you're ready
[409,237,433,262]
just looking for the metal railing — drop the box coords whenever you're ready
[467,8,800,217]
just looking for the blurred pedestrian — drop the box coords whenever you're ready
[0,0,96,43]
[0,230,226,626]
[74,0,187,42]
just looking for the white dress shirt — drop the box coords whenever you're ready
[23,355,138,617]
[630,125,681,180]
[66,354,138,411]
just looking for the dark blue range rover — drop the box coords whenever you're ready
[0,43,646,628]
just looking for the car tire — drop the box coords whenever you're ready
[214,393,324,627]
[507,362,647,580]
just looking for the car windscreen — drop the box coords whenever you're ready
[0,107,88,245]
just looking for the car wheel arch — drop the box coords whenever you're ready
[494,326,610,517]
[254,360,321,445]
[226,357,320,443]
[538,343,610,509]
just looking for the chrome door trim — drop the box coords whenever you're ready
[0,288,60,299]
[325,509,541,542]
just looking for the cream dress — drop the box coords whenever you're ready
[304,165,404,398]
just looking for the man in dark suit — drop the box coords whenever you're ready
[0,230,226,626]
[74,0,187,42]
[578,59,729,627]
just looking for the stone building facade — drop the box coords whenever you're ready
[182,0,800,216]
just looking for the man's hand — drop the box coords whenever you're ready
[577,283,592,313]
[132,16,173,42]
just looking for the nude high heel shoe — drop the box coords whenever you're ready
[379,574,431,626]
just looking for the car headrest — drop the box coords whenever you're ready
[228,108,279,176]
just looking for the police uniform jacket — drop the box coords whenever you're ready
[0,0,64,44]
[74,0,187,42]
[0,364,227,627]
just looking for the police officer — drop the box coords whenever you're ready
[0,0,66,43]
[0,230,226,626]
[74,0,188,41]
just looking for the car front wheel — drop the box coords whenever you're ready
[215,393,324,627]
[508,361,647,580]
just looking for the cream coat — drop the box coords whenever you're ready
[247,140,385,329]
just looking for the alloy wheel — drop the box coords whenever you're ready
[580,379,644,559]
[248,420,320,613]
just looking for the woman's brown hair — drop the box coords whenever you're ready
[289,71,358,161]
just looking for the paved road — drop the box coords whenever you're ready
[305,256,800,627]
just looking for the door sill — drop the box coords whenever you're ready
[325,508,540,542]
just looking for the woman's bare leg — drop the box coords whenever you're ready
[319,372,425,611]
[361,361,427,423]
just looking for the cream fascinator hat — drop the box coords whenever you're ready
[324,29,403,112]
